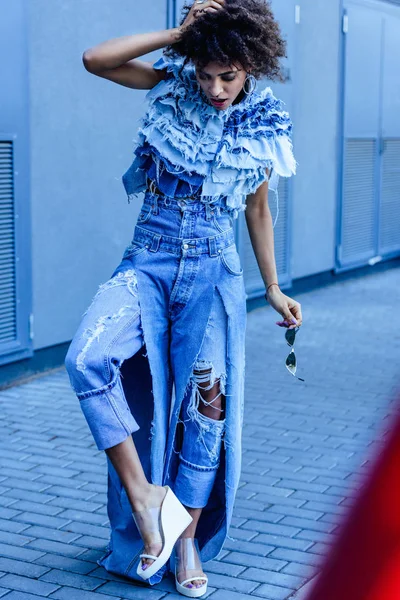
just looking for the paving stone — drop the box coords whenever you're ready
[60,521,109,540]
[0,507,20,520]
[21,525,80,544]
[208,572,260,594]
[12,512,71,529]
[72,536,108,550]
[203,560,246,577]
[0,592,49,600]
[238,567,304,588]
[206,590,264,600]
[221,551,287,571]
[49,585,121,600]
[33,554,96,575]
[0,542,46,562]
[0,573,60,596]
[252,582,295,599]
[25,539,86,558]
[3,489,56,504]
[0,518,29,534]
[32,475,87,489]
[8,501,63,517]
[0,557,50,578]
[252,533,313,552]
[241,521,301,538]
[39,568,103,591]
[269,548,322,567]
[56,509,107,526]
[0,530,34,546]
[47,497,102,513]
[0,478,51,493]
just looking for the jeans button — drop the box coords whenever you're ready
[183,243,189,250]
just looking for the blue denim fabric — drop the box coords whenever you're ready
[122,54,297,217]
[65,187,247,585]
[133,141,204,199]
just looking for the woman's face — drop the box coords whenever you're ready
[195,61,248,110]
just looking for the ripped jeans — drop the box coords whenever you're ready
[64,189,240,509]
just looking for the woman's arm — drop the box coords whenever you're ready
[245,173,302,328]
[82,1,225,89]
[82,29,182,89]
[245,176,278,290]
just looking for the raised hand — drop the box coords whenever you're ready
[180,0,226,31]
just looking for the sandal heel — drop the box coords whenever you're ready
[173,537,208,598]
[133,485,193,581]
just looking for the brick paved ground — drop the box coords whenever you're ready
[0,265,399,600]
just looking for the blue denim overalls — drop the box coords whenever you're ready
[65,52,296,586]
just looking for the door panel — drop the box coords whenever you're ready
[338,0,400,269]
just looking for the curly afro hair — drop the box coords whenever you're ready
[164,0,287,82]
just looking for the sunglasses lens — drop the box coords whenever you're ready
[286,349,296,375]
[285,327,297,346]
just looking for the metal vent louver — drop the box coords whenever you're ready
[0,141,17,344]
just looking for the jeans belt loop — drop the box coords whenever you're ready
[149,179,156,194]
[152,194,159,215]
[149,233,161,253]
[208,236,218,257]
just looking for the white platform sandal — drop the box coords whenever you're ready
[172,537,208,598]
[131,485,193,581]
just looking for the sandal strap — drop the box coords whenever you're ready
[139,553,159,560]
[179,576,208,586]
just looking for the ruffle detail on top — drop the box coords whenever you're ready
[122,53,297,217]
[133,141,203,199]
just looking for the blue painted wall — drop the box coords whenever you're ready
[27,0,166,349]
[290,0,342,279]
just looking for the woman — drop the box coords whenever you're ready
[65,0,303,596]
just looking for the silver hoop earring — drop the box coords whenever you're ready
[243,73,257,95]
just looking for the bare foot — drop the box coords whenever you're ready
[131,484,168,571]
[175,536,207,589]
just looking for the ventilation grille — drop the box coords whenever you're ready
[341,139,376,263]
[243,176,289,297]
[0,141,17,344]
[379,139,400,253]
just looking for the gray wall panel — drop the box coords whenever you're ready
[290,0,341,279]
[28,0,166,349]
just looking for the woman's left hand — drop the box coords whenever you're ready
[265,286,303,329]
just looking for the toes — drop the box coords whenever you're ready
[185,578,206,588]
[141,558,154,570]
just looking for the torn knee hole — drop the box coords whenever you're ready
[191,365,226,420]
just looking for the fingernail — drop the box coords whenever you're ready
[187,584,193,588]
[291,318,297,324]
[142,564,148,570]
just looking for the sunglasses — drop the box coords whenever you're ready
[285,326,305,382]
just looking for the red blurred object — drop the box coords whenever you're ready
[305,405,400,600]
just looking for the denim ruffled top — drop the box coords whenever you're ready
[122,53,296,218]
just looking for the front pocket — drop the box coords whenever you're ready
[212,212,233,233]
[136,206,152,225]
[220,244,243,276]
[122,242,147,261]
